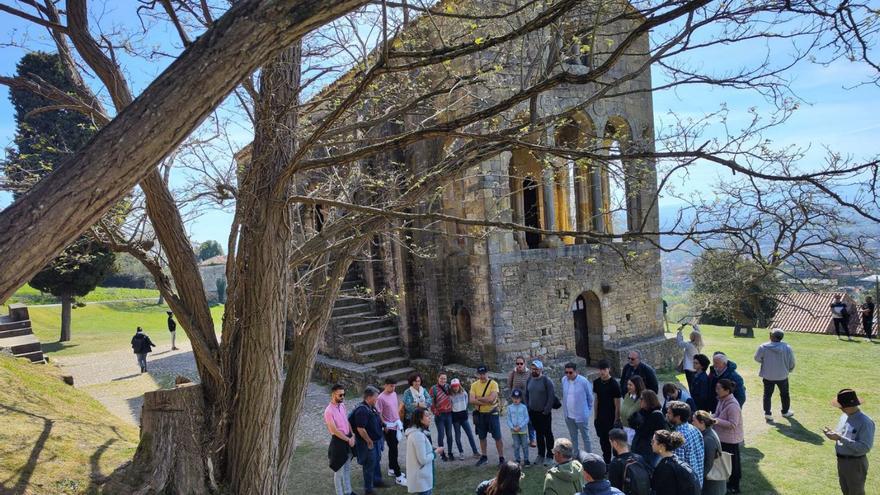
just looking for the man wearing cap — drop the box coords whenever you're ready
[754,328,796,420]
[166,310,178,350]
[543,438,584,495]
[578,451,624,495]
[470,365,505,466]
[351,386,387,494]
[526,359,557,466]
[823,389,875,495]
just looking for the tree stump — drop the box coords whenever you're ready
[111,383,212,494]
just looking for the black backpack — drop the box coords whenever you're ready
[621,456,652,495]
[669,456,701,495]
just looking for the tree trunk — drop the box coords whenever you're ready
[0,0,367,304]
[59,293,72,342]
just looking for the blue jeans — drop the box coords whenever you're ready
[565,417,592,455]
[511,433,529,462]
[332,459,352,495]
[452,411,479,455]
[435,412,453,450]
[528,421,536,442]
[136,353,147,371]
[360,442,382,492]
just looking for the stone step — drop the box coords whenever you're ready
[0,334,42,355]
[331,311,376,322]
[370,357,410,374]
[0,319,30,332]
[0,327,32,339]
[376,366,416,383]
[341,318,395,333]
[357,346,403,362]
[345,326,399,341]
[334,297,371,309]
[331,304,373,317]
[351,335,400,352]
[340,280,363,291]
[15,350,45,363]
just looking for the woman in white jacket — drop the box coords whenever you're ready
[406,407,443,495]
[677,325,704,388]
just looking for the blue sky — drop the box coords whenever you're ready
[1,4,878,244]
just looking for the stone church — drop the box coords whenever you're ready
[247,0,678,387]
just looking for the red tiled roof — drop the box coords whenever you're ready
[771,292,874,335]
[199,255,227,267]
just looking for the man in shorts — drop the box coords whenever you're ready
[469,365,505,466]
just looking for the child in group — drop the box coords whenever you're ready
[506,389,531,466]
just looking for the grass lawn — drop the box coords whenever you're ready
[0,354,139,495]
[28,301,224,358]
[7,285,161,306]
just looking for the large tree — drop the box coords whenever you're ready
[0,0,878,493]
[197,240,224,261]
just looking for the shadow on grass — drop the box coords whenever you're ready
[41,341,79,354]
[85,438,116,492]
[741,446,779,494]
[0,404,53,495]
[771,417,824,445]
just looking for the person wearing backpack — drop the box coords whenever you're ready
[690,411,727,495]
[607,428,651,495]
[131,327,156,373]
[650,430,701,495]
[525,360,557,466]
[578,452,624,495]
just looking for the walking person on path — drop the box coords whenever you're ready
[859,297,875,340]
[402,373,431,427]
[508,355,537,447]
[131,326,155,373]
[506,389,530,466]
[406,408,442,495]
[166,310,178,350]
[526,359,556,466]
[593,360,621,463]
[562,361,594,456]
[831,294,852,341]
[666,401,704,488]
[676,326,703,389]
[690,410,727,495]
[325,384,355,495]
[754,328,796,420]
[376,377,407,487]
[449,378,480,459]
[352,386,388,494]
[429,372,455,461]
[707,353,745,410]
[470,365,505,466]
[713,379,744,494]
[544,438,584,495]
[823,388,875,495]
[620,351,659,395]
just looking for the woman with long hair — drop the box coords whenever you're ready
[449,378,481,458]
[406,408,443,495]
[691,410,727,495]
[620,375,645,443]
[475,460,522,495]
[677,325,704,388]
[714,379,743,494]
[631,389,669,467]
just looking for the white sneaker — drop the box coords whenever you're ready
[782,411,795,418]
[387,469,395,477]
[764,414,773,420]
[395,475,407,487]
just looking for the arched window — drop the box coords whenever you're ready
[604,117,637,234]
[456,307,472,343]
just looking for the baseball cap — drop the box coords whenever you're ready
[476,365,488,374]
[578,451,606,480]
[450,378,461,386]
[833,389,861,408]
[511,389,522,398]
[531,360,544,370]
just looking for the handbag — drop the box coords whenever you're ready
[706,446,733,481]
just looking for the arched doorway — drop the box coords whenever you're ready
[523,177,541,249]
[573,291,602,365]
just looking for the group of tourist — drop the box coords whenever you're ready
[831,294,876,341]
[323,326,874,495]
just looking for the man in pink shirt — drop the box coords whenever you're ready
[325,384,355,495]
[376,377,406,486]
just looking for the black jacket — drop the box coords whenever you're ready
[131,333,155,354]
[619,363,659,395]
[631,408,668,459]
[608,451,647,490]
[651,455,700,495]
[328,434,354,472]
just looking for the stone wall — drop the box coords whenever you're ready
[197,264,225,302]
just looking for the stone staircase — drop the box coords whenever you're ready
[0,304,45,363]
[330,277,413,390]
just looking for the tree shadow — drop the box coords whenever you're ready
[41,341,79,354]
[111,373,143,382]
[741,446,779,494]
[0,404,53,495]
[85,438,116,493]
[771,417,824,445]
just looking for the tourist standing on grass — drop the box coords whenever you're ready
[661,383,696,414]
[620,376,646,444]
[631,390,668,467]
[708,353,745,410]
[470,365,505,466]
[166,311,178,350]
[676,326,703,388]
[607,428,651,494]
[508,355,537,447]
[429,372,455,461]
[507,389,530,466]
[544,438,584,495]
[690,354,712,412]
[650,430,702,495]
[324,384,355,495]
[593,360,621,463]
[579,451,625,495]
[376,377,407,487]
[666,401,704,487]
[131,326,155,373]
[352,386,387,494]
[754,328,796,421]
[713,379,743,494]
[823,388,875,495]
[831,294,852,340]
[620,351,659,394]
[691,410,727,495]
[562,361,594,455]
[402,373,431,427]
[526,359,556,466]
[476,461,522,495]
[449,378,480,458]
[406,408,442,495]
[859,297,874,340]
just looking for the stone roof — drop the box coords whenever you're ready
[199,255,227,267]
[770,291,872,335]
